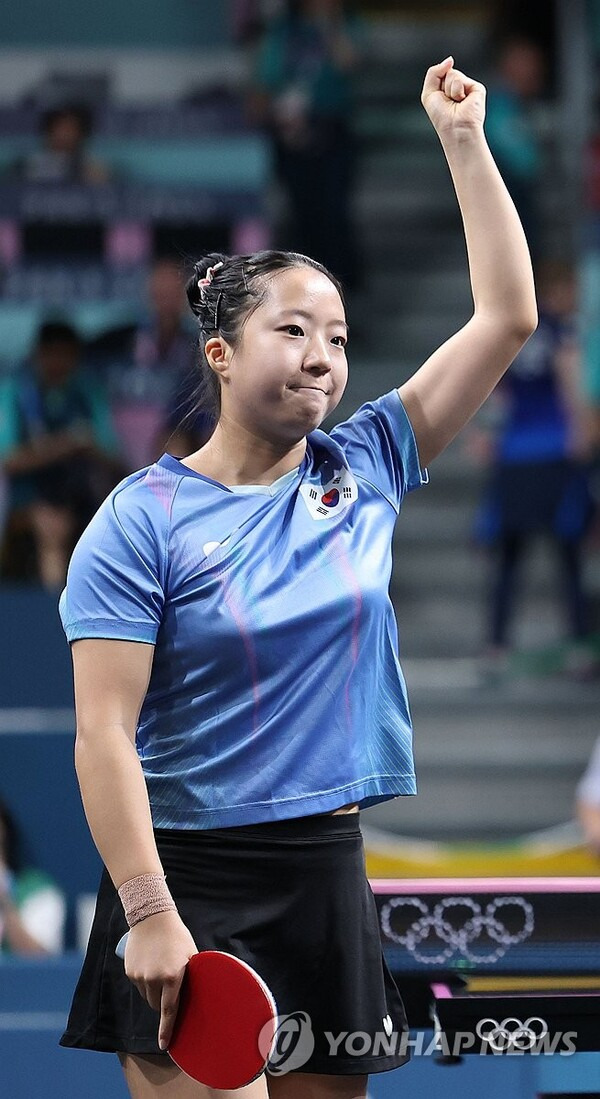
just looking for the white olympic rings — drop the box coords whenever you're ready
[476,1016,549,1052]
[380,895,535,964]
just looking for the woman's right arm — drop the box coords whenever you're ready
[72,637,197,1050]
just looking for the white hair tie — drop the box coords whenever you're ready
[198,261,224,301]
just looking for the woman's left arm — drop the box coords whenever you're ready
[399,58,538,467]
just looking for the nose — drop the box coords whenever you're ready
[301,333,333,375]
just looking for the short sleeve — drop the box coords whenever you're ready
[577,738,600,807]
[59,475,168,644]
[329,389,428,511]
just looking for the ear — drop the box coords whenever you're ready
[204,336,233,379]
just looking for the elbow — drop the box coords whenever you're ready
[74,721,135,768]
[514,306,538,344]
[73,729,88,776]
[489,307,538,354]
[505,320,537,366]
[74,724,102,770]
[503,300,538,347]
[477,304,538,348]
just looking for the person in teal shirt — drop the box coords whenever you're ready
[0,320,123,589]
[254,0,364,289]
[484,36,545,258]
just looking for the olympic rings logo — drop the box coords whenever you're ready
[476,1016,549,1052]
[380,895,534,964]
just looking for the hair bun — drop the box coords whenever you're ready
[186,253,229,318]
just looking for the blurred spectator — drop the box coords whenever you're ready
[485,37,545,259]
[472,260,595,662]
[0,321,123,590]
[9,104,110,185]
[489,0,555,67]
[0,798,66,954]
[233,0,267,46]
[576,737,600,856]
[253,0,363,289]
[107,258,211,470]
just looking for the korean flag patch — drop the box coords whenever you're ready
[300,466,358,521]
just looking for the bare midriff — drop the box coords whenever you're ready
[330,803,360,815]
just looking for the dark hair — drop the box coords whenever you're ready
[184,249,345,423]
[36,320,81,349]
[40,104,92,140]
[0,800,21,874]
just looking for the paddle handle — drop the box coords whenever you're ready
[115,931,129,960]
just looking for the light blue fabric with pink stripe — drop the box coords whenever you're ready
[59,390,427,827]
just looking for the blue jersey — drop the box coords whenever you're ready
[59,390,427,828]
[498,312,572,464]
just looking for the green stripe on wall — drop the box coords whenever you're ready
[0,0,229,48]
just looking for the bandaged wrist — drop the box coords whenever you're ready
[117,872,176,928]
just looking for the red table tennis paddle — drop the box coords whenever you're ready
[116,934,278,1089]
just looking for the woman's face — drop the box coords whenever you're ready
[215,267,349,445]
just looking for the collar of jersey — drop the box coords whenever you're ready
[158,450,308,494]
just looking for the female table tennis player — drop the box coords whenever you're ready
[58,58,536,1098]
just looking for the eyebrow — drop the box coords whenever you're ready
[278,309,349,332]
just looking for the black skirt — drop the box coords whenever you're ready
[60,813,409,1076]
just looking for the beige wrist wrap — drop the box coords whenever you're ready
[117,873,176,928]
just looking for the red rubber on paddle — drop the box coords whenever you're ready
[168,950,278,1090]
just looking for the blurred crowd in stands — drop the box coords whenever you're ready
[0,0,368,590]
[0,798,65,955]
[9,104,112,186]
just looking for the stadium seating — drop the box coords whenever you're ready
[0,102,272,367]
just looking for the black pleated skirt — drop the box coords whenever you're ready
[60,813,409,1076]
